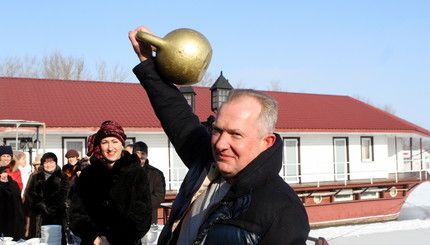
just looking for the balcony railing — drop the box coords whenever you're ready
[284,159,430,188]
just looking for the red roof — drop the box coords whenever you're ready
[1,77,429,137]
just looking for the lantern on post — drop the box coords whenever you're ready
[210,71,233,113]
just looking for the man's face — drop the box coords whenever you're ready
[0,154,12,165]
[135,151,147,165]
[211,97,274,182]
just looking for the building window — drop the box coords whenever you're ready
[62,137,87,167]
[4,138,24,150]
[282,137,300,183]
[211,89,230,112]
[125,137,136,147]
[183,94,195,111]
[168,141,187,191]
[361,137,374,162]
[334,189,353,202]
[361,187,379,199]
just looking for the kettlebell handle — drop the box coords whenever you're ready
[136,31,165,50]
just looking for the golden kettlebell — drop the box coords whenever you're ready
[136,28,212,85]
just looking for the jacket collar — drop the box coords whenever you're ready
[225,133,283,198]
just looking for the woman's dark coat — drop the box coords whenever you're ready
[133,59,310,245]
[0,177,25,241]
[23,165,69,244]
[69,152,152,245]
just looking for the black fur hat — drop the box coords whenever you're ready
[40,152,58,165]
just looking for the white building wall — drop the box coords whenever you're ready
[280,133,401,183]
[2,128,426,191]
[298,134,335,183]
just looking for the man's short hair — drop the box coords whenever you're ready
[223,89,278,136]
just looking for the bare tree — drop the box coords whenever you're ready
[109,64,129,83]
[267,80,284,91]
[233,80,246,89]
[0,56,41,77]
[42,51,91,80]
[352,94,396,115]
[96,61,129,83]
[382,104,396,115]
[0,51,129,82]
[96,61,108,81]
[198,71,215,87]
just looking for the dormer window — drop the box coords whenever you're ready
[179,86,196,113]
[210,71,233,112]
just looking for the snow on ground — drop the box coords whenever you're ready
[308,181,430,244]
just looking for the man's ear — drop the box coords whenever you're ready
[263,133,276,149]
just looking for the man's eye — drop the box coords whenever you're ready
[212,128,221,135]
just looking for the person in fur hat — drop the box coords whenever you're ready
[23,152,69,244]
[0,165,25,241]
[69,120,152,245]
[63,149,81,184]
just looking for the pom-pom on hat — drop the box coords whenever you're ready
[0,145,13,156]
[87,120,127,160]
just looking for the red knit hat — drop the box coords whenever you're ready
[87,120,126,160]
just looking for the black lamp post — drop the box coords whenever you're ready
[210,71,233,113]
[20,137,34,163]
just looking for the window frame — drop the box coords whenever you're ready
[361,136,374,162]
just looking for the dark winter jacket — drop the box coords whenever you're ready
[145,160,166,224]
[0,177,25,241]
[62,162,81,184]
[23,165,69,243]
[133,59,310,245]
[69,151,152,245]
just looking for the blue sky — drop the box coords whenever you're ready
[1,1,429,131]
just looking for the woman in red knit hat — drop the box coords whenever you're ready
[69,120,151,245]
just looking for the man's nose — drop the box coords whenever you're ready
[213,133,229,151]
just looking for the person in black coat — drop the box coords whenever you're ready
[69,120,152,245]
[23,152,69,245]
[133,141,166,224]
[129,26,310,245]
[0,166,25,241]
